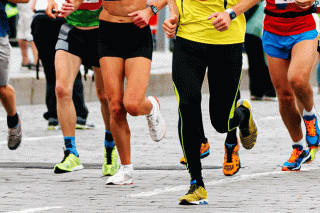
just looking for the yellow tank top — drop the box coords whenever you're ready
[176,0,246,44]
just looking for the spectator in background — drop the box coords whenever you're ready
[244,0,277,101]
[31,0,94,130]
[17,0,38,70]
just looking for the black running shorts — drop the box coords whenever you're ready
[55,23,100,68]
[98,20,153,60]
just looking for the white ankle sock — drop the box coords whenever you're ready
[294,139,308,150]
[303,106,316,116]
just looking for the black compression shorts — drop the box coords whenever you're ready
[55,23,100,68]
[98,20,153,60]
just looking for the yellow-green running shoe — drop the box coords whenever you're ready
[179,183,208,205]
[54,150,84,174]
[102,146,119,176]
[237,99,258,150]
[307,147,319,163]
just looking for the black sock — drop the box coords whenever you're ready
[7,113,18,128]
[225,129,238,145]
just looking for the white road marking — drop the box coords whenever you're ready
[6,206,63,213]
[126,167,317,198]
[0,135,62,145]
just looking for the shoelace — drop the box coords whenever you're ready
[288,149,302,163]
[147,114,158,130]
[305,119,317,137]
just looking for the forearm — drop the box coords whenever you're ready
[231,0,261,16]
[71,0,83,11]
[167,0,179,16]
[149,0,168,11]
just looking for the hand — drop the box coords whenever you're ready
[162,15,179,38]
[57,0,75,18]
[46,0,59,19]
[295,0,314,9]
[208,11,231,32]
[128,7,154,29]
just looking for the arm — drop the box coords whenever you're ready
[46,0,83,19]
[162,0,179,38]
[31,0,36,11]
[207,0,261,32]
[128,0,168,28]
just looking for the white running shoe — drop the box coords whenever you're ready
[106,164,133,185]
[146,96,166,142]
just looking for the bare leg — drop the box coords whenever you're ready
[289,38,317,112]
[123,57,153,116]
[266,55,303,142]
[93,66,110,130]
[30,41,39,64]
[18,39,29,65]
[100,57,131,164]
[55,50,82,137]
[0,85,17,116]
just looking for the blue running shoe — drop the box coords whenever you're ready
[282,145,311,171]
[303,114,320,162]
[303,114,320,147]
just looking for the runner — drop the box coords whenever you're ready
[0,0,29,150]
[98,0,167,185]
[262,0,319,170]
[163,0,260,205]
[46,0,119,176]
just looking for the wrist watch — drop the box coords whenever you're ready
[150,5,159,15]
[225,8,236,20]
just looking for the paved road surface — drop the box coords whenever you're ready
[1,91,320,212]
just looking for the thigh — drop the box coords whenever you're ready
[55,50,82,90]
[207,43,243,130]
[99,57,125,101]
[265,54,292,95]
[289,37,318,83]
[124,57,151,103]
[172,37,207,104]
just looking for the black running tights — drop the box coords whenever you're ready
[172,37,244,184]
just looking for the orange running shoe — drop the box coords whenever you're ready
[180,139,210,165]
[223,140,240,176]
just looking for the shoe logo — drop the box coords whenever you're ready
[224,165,234,171]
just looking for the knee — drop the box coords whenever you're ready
[277,90,295,104]
[289,75,307,92]
[55,84,72,100]
[96,88,108,104]
[109,98,125,118]
[0,85,13,96]
[124,100,141,117]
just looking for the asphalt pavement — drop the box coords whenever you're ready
[1,90,320,212]
[1,48,320,212]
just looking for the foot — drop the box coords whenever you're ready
[179,183,208,205]
[54,150,84,174]
[106,164,133,185]
[303,114,320,162]
[8,113,22,150]
[102,146,120,176]
[237,99,258,150]
[180,139,210,165]
[76,117,95,129]
[282,145,311,171]
[146,96,166,142]
[223,140,240,176]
